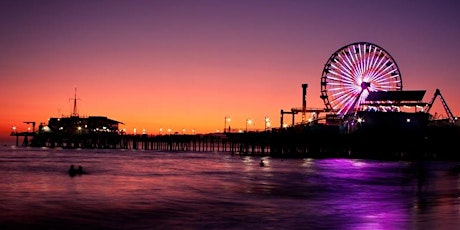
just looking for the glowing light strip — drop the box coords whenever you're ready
[368,47,379,77]
[366,46,381,81]
[328,71,355,85]
[330,62,353,79]
[344,54,355,84]
[343,51,356,77]
[368,52,388,81]
[354,45,363,77]
[364,44,372,78]
[358,44,367,78]
[331,62,356,87]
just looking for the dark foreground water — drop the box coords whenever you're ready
[1,146,460,229]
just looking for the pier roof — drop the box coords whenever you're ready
[365,90,426,102]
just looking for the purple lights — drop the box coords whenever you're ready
[321,42,403,117]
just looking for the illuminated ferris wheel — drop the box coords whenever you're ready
[320,42,403,117]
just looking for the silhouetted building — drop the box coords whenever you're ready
[43,116,123,135]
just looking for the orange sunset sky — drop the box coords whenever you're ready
[1,0,460,144]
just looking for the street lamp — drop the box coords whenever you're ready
[264,116,271,131]
[224,116,231,133]
[246,118,252,132]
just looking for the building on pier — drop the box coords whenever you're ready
[27,116,124,148]
[12,88,125,148]
[45,116,123,135]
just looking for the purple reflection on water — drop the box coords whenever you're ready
[1,147,460,229]
[296,159,408,229]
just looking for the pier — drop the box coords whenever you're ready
[9,83,460,161]
[10,120,460,161]
[9,42,460,161]
[14,130,272,156]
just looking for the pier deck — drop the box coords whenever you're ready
[11,122,460,161]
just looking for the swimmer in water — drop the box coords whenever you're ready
[68,164,77,177]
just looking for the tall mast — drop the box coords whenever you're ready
[71,87,79,117]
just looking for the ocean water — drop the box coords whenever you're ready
[1,146,460,230]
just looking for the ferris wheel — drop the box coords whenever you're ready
[320,42,403,117]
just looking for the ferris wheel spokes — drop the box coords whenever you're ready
[320,42,403,116]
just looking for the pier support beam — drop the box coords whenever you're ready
[280,109,296,128]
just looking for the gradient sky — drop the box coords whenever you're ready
[2,0,460,143]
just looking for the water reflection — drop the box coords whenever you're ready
[1,147,460,229]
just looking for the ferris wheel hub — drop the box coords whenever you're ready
[361,82,371,90]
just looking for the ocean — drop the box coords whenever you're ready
[1,146,460,229]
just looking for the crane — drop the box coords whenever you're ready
[425,89,456,124]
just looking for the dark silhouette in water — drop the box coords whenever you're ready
[68,165,77,177]
[259,160,265,167]
[77,165,86,174]
[68,165,86,176]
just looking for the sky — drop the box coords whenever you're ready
[1,0,460,144]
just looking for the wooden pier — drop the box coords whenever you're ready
[11,120,460,161]
[10,131,35,147]
[12,130,272,156]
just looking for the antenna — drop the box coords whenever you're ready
[70,87,80,117]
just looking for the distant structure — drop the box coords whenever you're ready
[32,89,124,147]
[70,87,80,117]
